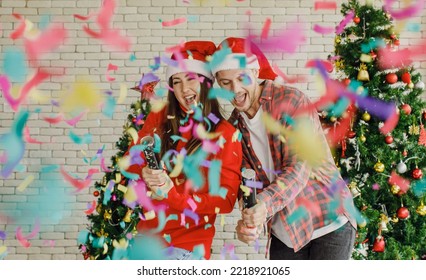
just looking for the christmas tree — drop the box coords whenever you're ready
[78,75,158,260]
[322,0,426,259]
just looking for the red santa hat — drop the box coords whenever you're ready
[166,41,216,81]
[211,37,278,81]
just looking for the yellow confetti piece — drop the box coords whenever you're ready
[314,73,327,96]
[169,154,184,178]
[277,180,288,190]
[112,238,128,249]
[117,156,131,171]
[217,135,225,149]
[360,53,372,63]
[117,83,128,104]
[103,243,108,255]
[195,123,222,140]
[60,78,104,113]
[117,184,127,193]
[204,215,209,223]
[126,127,138,145]
[261,112,288,136]
[220,214,225,227]
[240,184,251,197]
[17,175,34,192]
[115,173,122,183]
[0,246,7,255]
[215,207,220,214]
[144,210,156,220]
[80,149,88,157]
[123,184,137,203]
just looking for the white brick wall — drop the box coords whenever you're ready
[1,0,425,260]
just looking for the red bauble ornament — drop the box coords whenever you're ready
[422,111,426,120]
[370,51,377,60]
[394,39,400,46]
[386,73,398,84]
[93,190,100,197]
[397,206,410,219]
[401,72,411,84]
[353,16,360,24]
[385,135,394,144]
[372,236,385,252]
[343,78,351,86]
[402,150,408,157]
[390,34,396,39]
[83,252,90,260]
[347,131,356,138]
[400,104,411,115]
[412,168,423,180]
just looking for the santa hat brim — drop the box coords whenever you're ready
[211,54,260,77]
[166,59,213,81]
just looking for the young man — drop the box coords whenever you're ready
[211,37,357,260]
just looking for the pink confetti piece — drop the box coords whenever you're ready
[42,240,56,247]
[161,17,187,27]
[384,0,425,20]
[84,200,97,215]
[10,13,26,40]
[106,63,118,82]
[43,114,64,124]
[306,59,334,73]
[73,12,95,21]
[178,118,194,133]
[336,10,354,35]
[261,18,272,40]
[24,126,43,144]
[187,198,197,211]
[100,157,113,172]
[180,213,186,226]
[0,71,50,111]
[81,0,131,52]
[388,171,410,193]
[60,166,92,192]
[372,183,380,190]
[16,220,40,248]
[313,24,335,34]
[255,22,306,54]
[64,111,86,126]
[314,1,337,10]
[24,24,67,66]
[133,180,156,212]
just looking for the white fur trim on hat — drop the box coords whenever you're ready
[211,53,260,76]
[166,59,213,81]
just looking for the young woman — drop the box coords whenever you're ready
[126,41,242,260]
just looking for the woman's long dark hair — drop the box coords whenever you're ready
[159,74,225,159]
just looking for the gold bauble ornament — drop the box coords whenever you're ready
[390,184,400,195]
[104,209,112,220]
[362,111,371,122]
[408,82,414,89]
[359,135,366,142]
[357,63,370,81]
[123,209,133,223]
[416,201,426,216]
[374,161,385,173]
[358,218,367,228]
[96,204,103,214]
[391,215,399,223]
[330,116,337,122]
[335,36,341,44]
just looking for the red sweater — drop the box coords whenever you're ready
[126,108,242,259]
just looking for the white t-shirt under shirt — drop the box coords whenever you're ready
[241,108,348,249]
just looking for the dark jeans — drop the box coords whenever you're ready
[270,222,356,260]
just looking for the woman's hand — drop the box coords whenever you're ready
[142,166,174,200]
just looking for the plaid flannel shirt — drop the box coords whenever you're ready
[229,80,357,252]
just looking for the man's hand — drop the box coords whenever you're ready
[235,220,260,245]
[241,200,267,228]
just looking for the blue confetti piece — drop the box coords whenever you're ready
[286,206,308,224]
[192,244,205,260]
[187,15,199,22]
[69,130,92,145]
[41,164,59,173]
[153,133,162,153]
[412,179,426,196]
[129,53,136,61]
[77,230,89,244]
[170,135,188,143]
[121,170,140,180]
[360,38,385,53]
[406,22,421,32]
[112,247,128,260]
[39,15,51,30]
[127,234,167,260]
[208,88,235,101]
[3,48,28,82]
[102,95,116,118]
[208,160,228,198]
